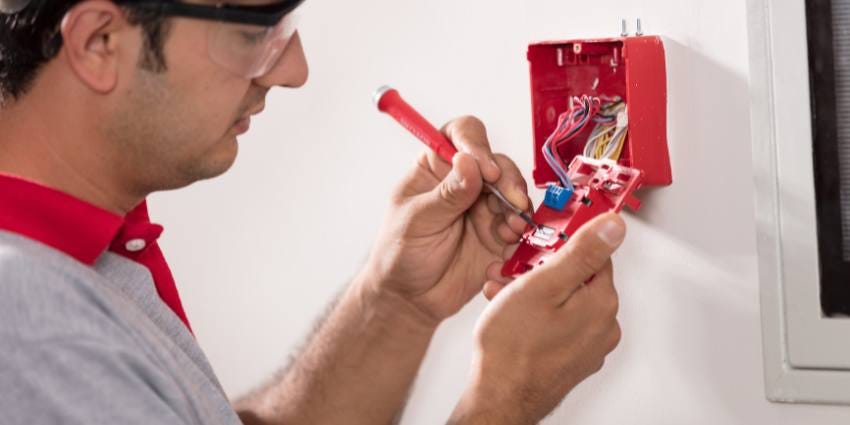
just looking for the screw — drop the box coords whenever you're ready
[636,18,644,36]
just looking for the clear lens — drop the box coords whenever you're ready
[207,11,299,79]
[0,0,31,14]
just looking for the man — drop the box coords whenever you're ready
[0,0,625,424]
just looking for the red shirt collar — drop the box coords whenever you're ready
[0,173,129,264]
[0,173,190,330]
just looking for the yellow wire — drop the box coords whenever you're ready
[594,127,614,159]
[596,133,608,158]
[610,128,628,160]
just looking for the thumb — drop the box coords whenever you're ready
[522,212,626,305]
[410,152,484,227]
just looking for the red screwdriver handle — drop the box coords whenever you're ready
[375,87,458,163]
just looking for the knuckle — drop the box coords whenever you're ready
[602,290,619,318]
[455,114,485,129]
[592,358,606,374]
[609,322,622,351]
[493,152,510,162]
[493,153,517,172]
[495,154,526,184]
[439,180,460,204]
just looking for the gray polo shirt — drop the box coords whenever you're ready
[0,230,242,424]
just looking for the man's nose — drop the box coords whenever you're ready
[253,31,308,89]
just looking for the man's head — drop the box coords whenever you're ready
[0,0,308,202]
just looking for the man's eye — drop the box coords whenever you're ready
[239,31,265,44]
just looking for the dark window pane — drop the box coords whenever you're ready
[806,0,850,315]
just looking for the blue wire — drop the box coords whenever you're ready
[543,137,574,191]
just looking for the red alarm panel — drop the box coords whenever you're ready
[503,35,671,277]
[528,36,670,187]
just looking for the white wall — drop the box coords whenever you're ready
[151,0,850,423]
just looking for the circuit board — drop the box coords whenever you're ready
[501,156,644,277]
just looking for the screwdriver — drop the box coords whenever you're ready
[373,85,537,229]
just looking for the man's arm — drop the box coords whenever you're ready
[236,116,530,425]
[236,213,624,425]
[234,117,623,425]
[234,269,438,425]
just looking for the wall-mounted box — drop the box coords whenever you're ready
[503,35,672,277]
[527,36,672,188]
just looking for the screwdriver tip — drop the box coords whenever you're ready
[519,211,538,229]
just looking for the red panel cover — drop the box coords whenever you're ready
[502,156,644,277]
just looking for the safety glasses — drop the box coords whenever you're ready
[118,0,305,78]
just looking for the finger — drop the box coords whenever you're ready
[424,149,454,181]
[521,213,626,305]
[391,153,446,202]
[488,198,529,243]
[469,196,506,255]
[502,243,519,261]
[488,153,530,212]
[487,213,522,248]
[408,152,484,229]
[441,116,501,183]
[491,197,532,236]
[486,261,513,284]
[483,281,508,300]
[487,193,502,215]
[496,221,521,244]
[505,212,530,235]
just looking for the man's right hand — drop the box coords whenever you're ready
[449,212,626,425]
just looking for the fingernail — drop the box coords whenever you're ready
[597,217,625,247]
[452,167,466,187]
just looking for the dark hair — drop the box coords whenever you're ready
[0,0,170,105]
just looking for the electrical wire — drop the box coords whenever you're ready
[542,95,630,190]
[583,98,628,161]
[541,95,601,190]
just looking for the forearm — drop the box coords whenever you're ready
[446,366,538,425]
[236,269,439,425]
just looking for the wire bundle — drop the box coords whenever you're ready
[542,96,629,190]
[583,99,628,161]
[542,95,601,191]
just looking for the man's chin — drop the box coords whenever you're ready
[201,138,240,179]
[172,138,239,188]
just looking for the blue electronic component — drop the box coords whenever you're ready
[543,184,574,211]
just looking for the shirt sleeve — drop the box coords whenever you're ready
[0,335,192,425]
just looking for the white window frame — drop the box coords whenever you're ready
[748,0,850,404]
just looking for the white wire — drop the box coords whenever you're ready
[583,101,628,160]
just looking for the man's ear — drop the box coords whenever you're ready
[59,0,133,94]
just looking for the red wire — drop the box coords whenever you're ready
[549,96,601,171]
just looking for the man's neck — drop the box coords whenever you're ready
[0,78,143,215]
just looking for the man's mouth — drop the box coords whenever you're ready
[233,116,251,135]
[232,104,265,136]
